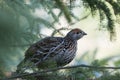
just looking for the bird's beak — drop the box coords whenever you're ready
[83,32,87,35]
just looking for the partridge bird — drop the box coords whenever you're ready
[17,28,87,70]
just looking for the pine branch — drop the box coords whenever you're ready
[3,64,120,80]
[83,0,116,40]
[54,0,71,22]
[51,13,90,36]
[51,27,72,36]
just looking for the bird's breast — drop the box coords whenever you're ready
[54,41,77,66]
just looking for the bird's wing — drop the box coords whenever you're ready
[24,37,64,61]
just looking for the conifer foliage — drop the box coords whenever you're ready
[0,0,120,80]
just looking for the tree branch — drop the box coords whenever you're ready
[3,64,120,80]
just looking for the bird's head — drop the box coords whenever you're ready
[65,28,87,40]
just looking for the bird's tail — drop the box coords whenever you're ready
[16,60,25,73]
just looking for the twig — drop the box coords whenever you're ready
[51,12,90,37]
[51,27,72,36]
[3,64,120,80]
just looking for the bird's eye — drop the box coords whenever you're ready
[76,32,79,34]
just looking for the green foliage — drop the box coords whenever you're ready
[98,72,120,80]
[6,50,120,80]
[55,0,72,22]
[1,0,120,80]
[83,0,117,40]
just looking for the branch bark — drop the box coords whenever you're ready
[2,64,120,80]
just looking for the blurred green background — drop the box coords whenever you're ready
[0,0,120,79]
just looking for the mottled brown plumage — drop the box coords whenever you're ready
[18,28,87,70]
